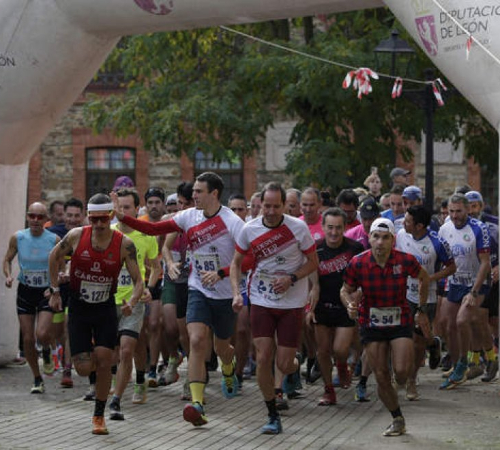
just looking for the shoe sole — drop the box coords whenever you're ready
[183,405,207,427]
[262,428,282,435]
[318,400,336,406]
[383,427,406,437]
[109,413,124,421]
[92,429,109,435]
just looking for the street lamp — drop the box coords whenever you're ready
[374,30,437,212]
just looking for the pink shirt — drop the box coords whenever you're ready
[299,214,324,242]
[344,224,369,250]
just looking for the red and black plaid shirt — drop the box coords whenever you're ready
[344,249,421,328]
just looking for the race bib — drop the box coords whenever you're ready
[23,270,49,287]
[255,271,284,302]
[407,279,419,294]
[80,281,112,304]
[118,267,132,287]
[369,307,401,327]
[193,253,220,274]
[451,271,474,286]
[171,251,181,263]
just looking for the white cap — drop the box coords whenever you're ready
[166,193,178,205]
[370,218,395,236]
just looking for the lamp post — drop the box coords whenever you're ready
[374,31,439,212]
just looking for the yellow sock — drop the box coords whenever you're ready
[471,351,481,365]
[221,359,234,377]
[190,382,205,405]
[485,348,497,362]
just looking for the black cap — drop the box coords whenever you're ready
[360,197,380,219]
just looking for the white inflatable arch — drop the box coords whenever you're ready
[0,0,497,363]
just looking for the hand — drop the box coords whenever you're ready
[306,310,316,326]
[271,276,293,295]
[463,292,478,308]
[49,293,62,312]
[492,266,499,284]
[415,312,431,339]
[5,276,13,288]
[347,301,358,320]
[57,271,70,284]
[167,261,181,280]
[200,270,220,287]
[110,191,124,221]
[232,293,243,313]
[121,300,133,316]
[140,288,152,304]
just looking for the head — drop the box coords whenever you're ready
[404,205,431,238]
[454,184,471,195]
[113,175,134,192]
[320,190,333,213]
[285,188,302,217]
[165,193,179,214]
[194,172,224,210]
[228,194,248,221]
[177,181,194,210]
[250,191,262,218]
[322,207,346,248]
[359,196,381,234]
[389,184,405,217]
[87,193,114,233]
[27,202,48,236]
[63,198,84,230]
[48,200,65,225]
[335,189,360,224]
[369,218,395,258]
[144,187,165,220]
[390,167,410,186]
[464,191,483,219]
[448,193,469,229]
[300,187,321,224]
[261,182,286,227]
[364,173,382,196]
[402,185,423,211]
[117,188,140,219]
[380,193,391,211]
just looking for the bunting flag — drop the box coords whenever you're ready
[342,68,379,99]
[466,36,473,60]
[432,78,448,106]
[392,77,403,99]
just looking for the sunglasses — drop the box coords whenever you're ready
[88,214,111,224]
[27,213,46,220]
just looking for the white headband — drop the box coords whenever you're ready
[87,203,114,212]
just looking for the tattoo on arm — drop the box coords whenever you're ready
[59,235,73,256]
[126,242,138,262]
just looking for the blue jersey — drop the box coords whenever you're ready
[480,213,498,268]
[16,229,57,288]
[396,228,454,304]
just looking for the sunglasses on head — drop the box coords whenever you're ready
[27,213,46,220]
[88,214,111,224]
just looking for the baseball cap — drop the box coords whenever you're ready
[390,167,411,179]
[112,175,134,191]
[359,197,380,219]
[370,218,395,236]
[166,193,178,205]
[402,185,422,201]
[465,190,483,203]
[145,187,165,202]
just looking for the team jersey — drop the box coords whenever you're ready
[16,229,57,288]
[235,215,316,309]
[393,216,406,235]
[344,224,370,250]
[439,217,490,288]
[122,206,243,299]
[480,212,498,268]
[344,249,421,328]
[317,238,364,308]
[69,226,123,307]
[396,228,454,304]
[164,231,190,285]
[299,214,324,242]
[111,225,158,304]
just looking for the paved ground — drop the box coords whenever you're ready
[0,360,499,450]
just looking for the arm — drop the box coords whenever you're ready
[146,256,162,293]
[306,270,320,325]
[272,250,319,295]
[340,283,359,319]
[162,231,181,280]
[3,234,18,288]
[464,252,491,307]
[230,251,245,313]
[121,238,145,313]
[415,267,431,338]
[121,215,181,236]
[429,261,456,283]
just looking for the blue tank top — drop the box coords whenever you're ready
[16,228,57,288]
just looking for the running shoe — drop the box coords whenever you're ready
[221,360,238,399]
[261,415,282,435]
[383,416,406,437]
[148,371,158,388]
[275,393,289,411]
[441,366,454,378]
[405,379,419,401]
[318,385,336,406]
[308,365,322,384]
[337,365,351,389]
[60,369,73,388]
[11,356,26,366]
[466,363,484,380]
[183,402,207,427]
[181,379,191,401]
[354,383,370,402]
[83,384,96,401]
[449,360,468,384]
[92,416,109,435]
[165,353,182,385]
[441,354,452,371]
[481,359,499,382]
[109,400,124,421]
[428,336,442,370]
[42,359,55,376]
[109,375,116,395]
[132,383,147,404]
[30,381,45,394]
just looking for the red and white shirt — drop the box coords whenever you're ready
[235,215,316,309]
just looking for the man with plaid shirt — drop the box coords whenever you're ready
[341,218,430,437]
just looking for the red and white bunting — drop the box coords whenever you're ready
[392,77,403,99]
[342,68,379,99]
[432,78,448,106]
[466,36,473,60]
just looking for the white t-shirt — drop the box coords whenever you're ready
[174,206,243,299]
[235,215,316,309]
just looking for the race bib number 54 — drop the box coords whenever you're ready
[369,307,401,327]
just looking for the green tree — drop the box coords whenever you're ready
[84,9,497,192]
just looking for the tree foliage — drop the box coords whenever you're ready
[84,9,497,191]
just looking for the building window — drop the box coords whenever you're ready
[86,147,136,200]
[194,150,243,203]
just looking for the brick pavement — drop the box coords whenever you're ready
[0,360,499,450]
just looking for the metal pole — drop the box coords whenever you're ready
[424,69,435,212]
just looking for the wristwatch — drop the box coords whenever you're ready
[289,274,298,284]
[217,269,226,280]
[49,286,60,295]
[415,304,428,314]
[471,290,479,297]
